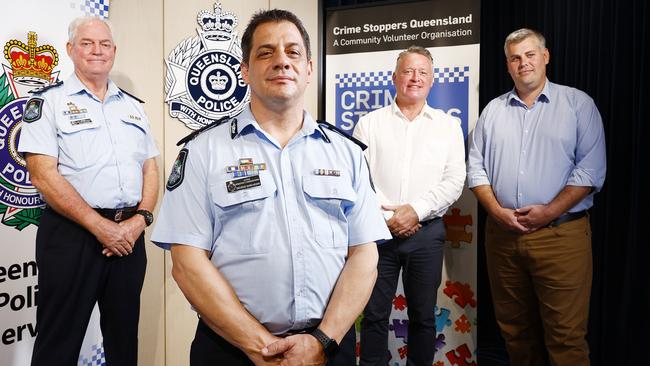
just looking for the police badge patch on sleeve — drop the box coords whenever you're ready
[22,98,44,123]
[166,148,189,191]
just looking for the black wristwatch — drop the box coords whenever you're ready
[135,209,154,226]
[310,328,339,359]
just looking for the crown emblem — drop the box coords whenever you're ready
[197,2,238,41]
[208,72,228,91]
[4,32,58,85]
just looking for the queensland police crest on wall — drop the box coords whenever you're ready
[0,31,58,230]
[165,2,249,130]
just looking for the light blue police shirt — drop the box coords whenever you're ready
[18,74,159,209]
[467,79,606,212]
[152,105,391,334]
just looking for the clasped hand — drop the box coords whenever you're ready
[256,334,326,366]
[94,216,145,257]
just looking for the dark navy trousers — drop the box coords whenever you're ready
[360,218,445,366]
[190,319,356,366]
[31,207,146,366]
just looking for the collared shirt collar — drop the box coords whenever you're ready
[508,78,552,107]
[232,103,328,142]
[391,101,435,121]
[64,73,121,101]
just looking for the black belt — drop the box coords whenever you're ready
[94,206,137,222]
[420,217,442,226]
[546,210,587,228]
[278,325,318,337]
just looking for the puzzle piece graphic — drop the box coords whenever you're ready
[433,362,445,366]
[443,207,473,248]
[443,281,477,308]
[389,319,409,343]
[435,306,452,332]
[398,345,408,359]
[434,333,446,352]
[446,344,476,366]
[454,314,471,333]
[355,341,360,358]
[393,294,407,311]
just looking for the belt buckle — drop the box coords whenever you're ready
[114,210,123,221]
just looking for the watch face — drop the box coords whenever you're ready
[137,210,153,226]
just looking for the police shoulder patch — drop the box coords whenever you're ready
[23,98,44,123]
[166,148,189,191]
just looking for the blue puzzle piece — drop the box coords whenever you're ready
[435,306,452,333]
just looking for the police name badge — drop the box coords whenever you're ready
[226,175,261,193]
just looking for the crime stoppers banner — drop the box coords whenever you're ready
[325,0,480,364]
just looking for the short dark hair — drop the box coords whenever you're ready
[241,9,311,64]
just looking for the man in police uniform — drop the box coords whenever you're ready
[18,17,159,366]
[152,9,390,366]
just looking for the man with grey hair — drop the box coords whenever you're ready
[354,45,466,365]
[19,16,159,366]
[468,28,606,365]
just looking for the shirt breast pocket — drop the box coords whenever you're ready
[210,172,277,255]
[57,119,101,169]
[302,175,357,248]
[120,116,148,161]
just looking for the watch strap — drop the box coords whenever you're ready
[135,209,153,226]
[310,328,339,358]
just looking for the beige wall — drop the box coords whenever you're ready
[109,1,318,365]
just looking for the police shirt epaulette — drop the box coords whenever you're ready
[176,116,231,146]
[317,120,368,151]
[119,87,145,103]
[31,81,63,95]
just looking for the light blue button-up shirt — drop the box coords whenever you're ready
[467,80,606,212]
[18,74,159,208]
[152,105,390,334]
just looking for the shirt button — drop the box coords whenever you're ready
[518,193,523,197]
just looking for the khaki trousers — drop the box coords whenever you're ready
[485,216,592,366]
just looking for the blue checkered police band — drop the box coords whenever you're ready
[334,66,470,138]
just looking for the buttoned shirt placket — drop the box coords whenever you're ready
[271,128,309,329]
[511,94,546,209]
[100,92,126,205]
